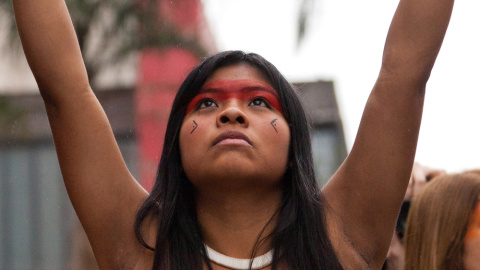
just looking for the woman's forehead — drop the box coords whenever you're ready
[199,79,277,97]
[206,63,272,87]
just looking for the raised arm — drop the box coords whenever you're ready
[322,0,454,267]
[13,0,148,267]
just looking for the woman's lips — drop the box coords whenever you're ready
[212,131,252,146]
[215,138,251,146]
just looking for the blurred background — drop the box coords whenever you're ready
[0,0,478,269]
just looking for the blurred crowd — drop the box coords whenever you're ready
[384,163,480,270]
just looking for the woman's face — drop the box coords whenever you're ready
[179,64,290,190]
[464,201,480,270]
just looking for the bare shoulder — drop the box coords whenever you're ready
[324,206,380,270]
[128,250,155,270]
[122,211,158,270]
[91,191,158,269]
[105,248,153,270]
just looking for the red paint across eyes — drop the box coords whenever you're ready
[185,79,283,115]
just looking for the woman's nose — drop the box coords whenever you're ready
[216,102,249,127]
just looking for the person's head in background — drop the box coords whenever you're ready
[404,170,480,270]
[383,163,445,270]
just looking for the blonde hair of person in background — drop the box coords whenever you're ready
[404,170,480,270]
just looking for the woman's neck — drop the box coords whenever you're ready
[195,186,282,259]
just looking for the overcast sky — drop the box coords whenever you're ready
[203,0,480,173]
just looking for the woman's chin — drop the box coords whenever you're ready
[188,164,281,191]
[183,154,287,190]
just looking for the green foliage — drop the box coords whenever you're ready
[0,0,206,82]
[0,0,316,80]
[297,0,315,47]
[0,0,20,53]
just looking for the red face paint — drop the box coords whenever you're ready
[185,79,283,115]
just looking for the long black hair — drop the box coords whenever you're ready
[134,51,343,269]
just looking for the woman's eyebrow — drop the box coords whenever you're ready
[242,86,278,96]
[199,85,279,98]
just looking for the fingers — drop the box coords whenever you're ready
[404,162,446,200]
[424,168,446,181]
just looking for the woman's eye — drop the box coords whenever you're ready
[249,97,269,108]
[198,99,217,109]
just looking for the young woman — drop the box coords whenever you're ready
[404,171,480,270]
[12,0,454,269]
